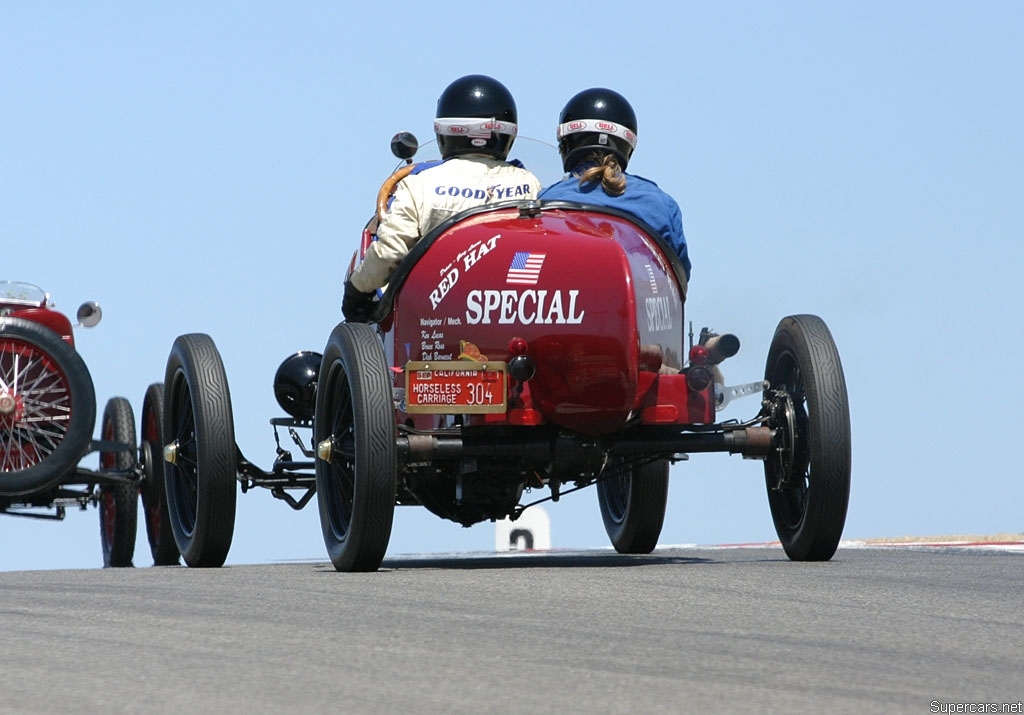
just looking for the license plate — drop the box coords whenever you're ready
[404,360,507,414]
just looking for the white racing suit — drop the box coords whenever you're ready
[349,156,542,293]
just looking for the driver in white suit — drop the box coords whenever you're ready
[343,74,541,323]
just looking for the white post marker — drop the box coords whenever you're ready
[495,507,551,552]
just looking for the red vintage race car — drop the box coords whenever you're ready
[159,135,851,572]
[0,280,179,567]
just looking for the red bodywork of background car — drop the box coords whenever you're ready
[3,307,75,347]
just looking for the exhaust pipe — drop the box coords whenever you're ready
[703,333,740,365]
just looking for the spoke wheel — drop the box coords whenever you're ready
[98,397,138,568]
[140,382,179,565]
[315,323,396,572]
[0,317,95,496]
[597,458,669,554]
[163,334,237,567]
[764,315,851,561]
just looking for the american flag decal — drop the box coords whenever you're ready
[506,251,546,285]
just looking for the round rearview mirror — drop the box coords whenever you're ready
[390,131,419,161]
[77,301,102,328]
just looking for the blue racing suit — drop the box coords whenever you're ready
[539,167,691,283]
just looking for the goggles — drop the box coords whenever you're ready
[434,117,518,139]
[556,119,637,149]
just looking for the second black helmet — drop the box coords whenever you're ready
[434,74,518,160]
[556,88,638,172]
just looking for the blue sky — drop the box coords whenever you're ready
[3,2,1022,570]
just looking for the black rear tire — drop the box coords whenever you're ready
[163,334,237,568]
[140,382,180,565]
[763,314,851,561]
[98,397,138,568]
[598,458,669,554]
[315,323,396,572]
[0,317,96,496]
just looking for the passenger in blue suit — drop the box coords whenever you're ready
[539,88,691,294]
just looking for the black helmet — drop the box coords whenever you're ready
[556,88,638,171]
[434,74,518,160]
[273,351,322,420]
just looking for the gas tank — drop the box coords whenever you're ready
[384,203,685,435]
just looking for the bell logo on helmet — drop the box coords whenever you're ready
[596,121,616,132]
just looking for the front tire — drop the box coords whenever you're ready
[597,458,669,554]
[163,334,237,567]
[0,317,96,496]
[98,396,138,568]
[315,323,396,572]
[763,315,851,561]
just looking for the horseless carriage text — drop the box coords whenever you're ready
[0,280,180,567]
[158,134,852,572]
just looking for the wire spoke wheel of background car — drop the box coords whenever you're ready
[163,334,237,568]
[763,314,851,561]
[315,322,396,572]
[0,317,96,497]
[98,396,138,568]
[597,457,670,553]
[140,382,180,566]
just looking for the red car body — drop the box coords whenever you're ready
[376,202,714,436]
[5,307,76,347]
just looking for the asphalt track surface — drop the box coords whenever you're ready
[2,546,1021,715]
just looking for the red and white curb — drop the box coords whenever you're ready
[658,539,1024,553]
